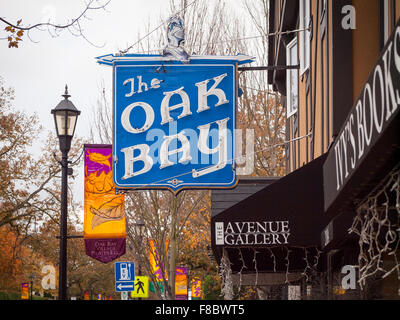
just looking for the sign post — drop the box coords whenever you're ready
[130,276,149,299]
[115,261,135,292]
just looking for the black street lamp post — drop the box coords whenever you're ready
[51,85,81,300]
[28,274,34,300]
[134,218,145,276]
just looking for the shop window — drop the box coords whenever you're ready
[286,38,299,118]
[379,0,390,50]
[384,0,389,43]
[320,0,327,20]
[299,0,311,74]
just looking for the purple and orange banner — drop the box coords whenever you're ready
[83,290,90,300]
[175,267,188,300]
[21,283,29,300]
[192,277,202,299]
[149,239,169,282]
[84,144,126,263]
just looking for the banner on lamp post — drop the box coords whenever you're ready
[149,239,169,282]
[84,144,126,263]
[175,267,188,300]
[21,283,29,300]
[191,277,202,300]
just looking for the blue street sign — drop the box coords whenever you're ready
[96,54,253,193]
[115,261,135,292]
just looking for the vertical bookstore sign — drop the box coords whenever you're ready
[96,54,253,193]
[323,22,400,211]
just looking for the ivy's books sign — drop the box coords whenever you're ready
[96,54,253,193]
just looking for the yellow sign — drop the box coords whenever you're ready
[130,276,149,298]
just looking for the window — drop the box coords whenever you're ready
[320,0,327,21]
[384,0,389,43]
[321,0,326,17]
[380,0,390,50]
[286,38,299,118]
[299,0,311,74]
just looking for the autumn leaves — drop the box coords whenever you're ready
[4,20,24,48]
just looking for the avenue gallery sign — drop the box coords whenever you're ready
[214,220,290,246]
[324,22,400,211]
[96,54,253,193]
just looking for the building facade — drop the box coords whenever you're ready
[269,0,400,299]
[211,0,400,300]
[269,0,399,172]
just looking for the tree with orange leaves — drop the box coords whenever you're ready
[0,225,22,291]
[0,76,83,234]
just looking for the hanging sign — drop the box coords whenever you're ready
[191,277,202,299]
[149,238,169,282]
[21,283,29,300]
[96,54,253,193]
[175,267,188,300]
[84,144,126,263]
[323,22,400,212]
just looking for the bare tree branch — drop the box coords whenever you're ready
[1,0,110,47]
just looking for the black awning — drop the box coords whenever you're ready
[211,177,279,218]
[211,154,334,275]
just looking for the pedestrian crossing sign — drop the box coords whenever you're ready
[130,276,149,298]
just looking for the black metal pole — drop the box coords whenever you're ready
[238,64,300,72]
[59,150,68,300]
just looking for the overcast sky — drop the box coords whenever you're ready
[0,0,248,222]
[0,0,177,138]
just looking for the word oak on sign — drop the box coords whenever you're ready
[96,54,253,193]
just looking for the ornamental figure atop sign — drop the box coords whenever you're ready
[162,16,189,62]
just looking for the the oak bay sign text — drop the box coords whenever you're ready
[114,63,237,191]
